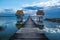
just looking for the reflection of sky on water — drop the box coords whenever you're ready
[0,16,28,40]
[42,27,60,40]
[0,16,60,40]
[42,26,60,33]
[32,17,60,40]
[43,21,60,40]
[0,17,18,40]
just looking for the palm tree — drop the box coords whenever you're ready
[36,10,44,22]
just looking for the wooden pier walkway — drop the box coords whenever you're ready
[10,16,48,40]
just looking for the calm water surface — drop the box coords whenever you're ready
[32,16,60,40]
[0,16,27,40]
[0,16,60,40]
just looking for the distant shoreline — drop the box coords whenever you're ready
[45,18,60,22]
[0,16,15,17]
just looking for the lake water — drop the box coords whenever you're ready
[0,16,60,40]
[0,16,28,40]
[32,16,60,40]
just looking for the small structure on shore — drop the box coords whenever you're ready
[16,10,24,29]
[36,10,44,29]
[16,10,24,16]
[16,10,24,22]
[36,10,44,22]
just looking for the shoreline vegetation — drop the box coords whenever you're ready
[45,18,60,22]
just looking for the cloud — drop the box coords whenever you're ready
[13,8,23,12]
[0,9,15,13]
[23,10,37,16]
[22,0,60,15]
[0,8,23,13]
[0,9,5,13]
[23,6,43,10]
[22,0,60,8]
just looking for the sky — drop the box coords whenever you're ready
[0,0,60,17]
[0,0,60,14]
[0,0,60,9]
[0,0,40,9]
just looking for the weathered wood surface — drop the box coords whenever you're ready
[10,16,48,40]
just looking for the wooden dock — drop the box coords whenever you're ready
[10,16,49,40]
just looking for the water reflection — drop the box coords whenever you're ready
[17,16,23,22]
[32,16,60,40]
[37,21,44,29]
[0,26,5,31]
[0,16,60,40]
[43,21,60,40]
[0,16,28,40]
[16,21,23,29]
[16,16,24,29]
[0,17,18,40]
